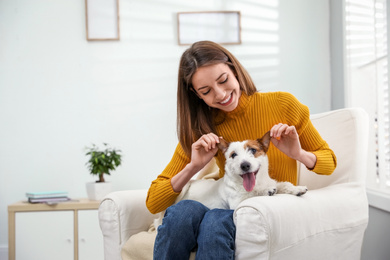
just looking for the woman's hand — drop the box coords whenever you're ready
[171,133,220,192]
[270,124,316,169]
[270,124,301,160]
[189,133,220,172]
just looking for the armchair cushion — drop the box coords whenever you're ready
[234,182,368,259]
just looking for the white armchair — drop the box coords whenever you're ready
[99,108,369,260]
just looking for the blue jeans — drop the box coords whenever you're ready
[153,200,236,260]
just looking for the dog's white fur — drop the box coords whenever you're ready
[154,131,307,227]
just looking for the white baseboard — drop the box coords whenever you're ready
[0,245,8,260]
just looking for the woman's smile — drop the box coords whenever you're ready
[219,93,233,105]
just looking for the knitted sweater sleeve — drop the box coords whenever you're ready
[278,92,337,175]
[146,143,190,214]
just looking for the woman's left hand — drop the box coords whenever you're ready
[270,124,317,169]
[270,124,302,160]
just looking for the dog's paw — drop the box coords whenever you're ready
[267,188,276,196]
[257,186,276,196]
[276,182,308,196]
[295,186,308,196]
[257,187,276,196]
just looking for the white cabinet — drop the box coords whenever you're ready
[78,210,104,260]
[15,211,74,260]
[8,199,103,260]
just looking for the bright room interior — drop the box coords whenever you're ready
[0,0,389,259]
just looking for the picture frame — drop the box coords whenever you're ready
[85,0,120,41]
[177,11,241,45]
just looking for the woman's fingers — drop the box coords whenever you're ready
[203,133,220,151]
[193,133,220,152]
[202,134,214,150]
[286,125,297,136]
[271,123,287,139]
[271,124,297,139]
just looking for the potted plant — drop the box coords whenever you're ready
[85,143,122,200]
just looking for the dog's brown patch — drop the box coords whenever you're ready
[244,140,266,157]
[218,137,230,153]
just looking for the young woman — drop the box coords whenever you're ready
[147,41,337,259]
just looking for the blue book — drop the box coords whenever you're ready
[26,191,68,199]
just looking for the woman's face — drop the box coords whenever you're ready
[192,63,241,112]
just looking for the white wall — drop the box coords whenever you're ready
[0,0,330,253]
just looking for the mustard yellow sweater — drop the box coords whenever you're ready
[146,92,337,214]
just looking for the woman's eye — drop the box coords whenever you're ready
[250,148,257,154]
[202,89,211,95]
[220,76,228,84]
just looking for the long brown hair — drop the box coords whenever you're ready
[177,41,257,156]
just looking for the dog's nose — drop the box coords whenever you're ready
[240,161,251,172]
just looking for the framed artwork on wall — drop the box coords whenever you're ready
[177,11,241,45]
[85,0,120,41]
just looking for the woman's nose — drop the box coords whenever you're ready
[214,85,226,100]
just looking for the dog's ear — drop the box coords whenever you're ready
[217,137,229,153]
[257,131,271,153]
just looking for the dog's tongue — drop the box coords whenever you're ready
[242,172,256,192]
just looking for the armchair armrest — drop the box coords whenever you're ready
[234,182,369,260]
[99,189,157,260]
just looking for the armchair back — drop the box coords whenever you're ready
[298,108,369,189]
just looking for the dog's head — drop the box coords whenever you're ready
[218,131,271,192]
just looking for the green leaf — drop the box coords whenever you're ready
[85,143,123,178]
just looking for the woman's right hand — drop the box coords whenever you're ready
[189,133,220,172]
[171,133,220,192]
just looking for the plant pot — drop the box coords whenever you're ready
[86,182,112,201]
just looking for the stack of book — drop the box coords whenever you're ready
[26,191,70,204]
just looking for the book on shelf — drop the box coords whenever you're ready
[28,196,71,204]
[26,191,70,204]
[26,191,68,199]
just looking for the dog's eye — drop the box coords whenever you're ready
[230,152,237,159]
[250,148,257,154]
